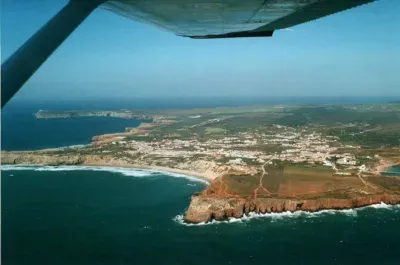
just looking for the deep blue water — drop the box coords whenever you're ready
[1,103,144,150]
[2,98,400,265]
[2,167,400,265]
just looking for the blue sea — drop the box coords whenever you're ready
[382,166,400,177]
[1,102,145,151]
[2,98,400,265]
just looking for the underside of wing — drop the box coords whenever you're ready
[101,0,375,39]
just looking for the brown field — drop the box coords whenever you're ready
[222,174,259,197]
[203,163,400,200]
[366,176,400,192]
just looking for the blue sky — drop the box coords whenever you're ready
[1,0,400,102]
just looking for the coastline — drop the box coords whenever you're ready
[3,160,400,224]
[2,162,211,184]
[184,194,400,223]
[374,160,400,175]
[82,162,211,183]
[3,146,400,224]
[175,202,400,226]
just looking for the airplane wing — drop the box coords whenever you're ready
[102,0,374,38]
[1,0,375,107]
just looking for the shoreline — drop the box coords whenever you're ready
[2,162,211,184]
[176,202,400,226]
[374,160,400,175]
[184,194,400,223]
[82,162,212,183]
[3,162,400,224]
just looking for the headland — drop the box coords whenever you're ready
[3,103,400,223]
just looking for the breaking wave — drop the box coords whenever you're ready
[62,144,88,148]
[173,203,399,226]
[1,165,209,184]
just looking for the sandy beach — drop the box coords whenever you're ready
[2,162,212,184]
[374,159,400,175]
[78,162,212,183]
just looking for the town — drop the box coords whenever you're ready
[99,120,368,177]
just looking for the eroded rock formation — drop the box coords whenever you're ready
[184,194,400,223]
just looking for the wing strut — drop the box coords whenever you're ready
[1,0,105,108]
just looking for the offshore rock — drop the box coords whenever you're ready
[184,196,247,223]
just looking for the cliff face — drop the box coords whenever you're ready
[4,151,400,224]
[184,194,400,223]
[1,152,230,181]
[35,110,152,120]
[2,153,84,165]
[1,152,131,167]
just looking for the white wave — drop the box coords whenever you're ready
[1,165,208,184]
[173,202,400,226]
[174,211,305,226]
[152,171,209,185]
[339,209,358,216]
[369,202,391,209]
[62,144,87,149]
[35,165,155,177]
[173,215,231,226]
[1,165,40,171]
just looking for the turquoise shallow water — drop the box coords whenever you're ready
[2,166,400,265]
[382,165,400,176]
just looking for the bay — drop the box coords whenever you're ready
[382,165,400,176]
[2,168,400,265]
[1,104,143,151]
[2,98,400,265]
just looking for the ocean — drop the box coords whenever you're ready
[3,95,400,150]
[382,165,400,177]
[2,166,400,265]
[1,103,144,151]
[2,98,400,265]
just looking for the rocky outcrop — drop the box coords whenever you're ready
[2,153,84,165]
[184,194,400,223]
[1,152,131,167]
[35,110,152,120]
[185,197,247,223]
[4,151,400,225]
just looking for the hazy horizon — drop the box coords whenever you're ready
[2,0,400,103]
[4,95,400,113]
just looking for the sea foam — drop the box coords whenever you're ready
[173,203,399,226]
[62,144,88,149]
[1,165,209,184]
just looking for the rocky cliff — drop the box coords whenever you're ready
[0,151,228,181]
[2,153,84,165]
[184,194,400,223]
[3,151,400,224]
[1,152,127,167]
[35,110,152,120]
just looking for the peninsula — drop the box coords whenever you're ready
[3,103,400,223]
[35,109,153,120]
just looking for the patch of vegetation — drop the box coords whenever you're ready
[328,127,400,148]
[275,105,400,127]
